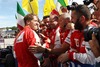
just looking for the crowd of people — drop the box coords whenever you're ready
[14,0,100,67]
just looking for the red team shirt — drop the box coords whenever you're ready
[50,26,70,48]
[14,26,39,67]
[67,22,97,63]
[65,30,86,61]
[64,22,97,66]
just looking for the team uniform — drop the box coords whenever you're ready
[65,29,95,67]
[43,26,70,67]
[49,26,70,54]
[46,26,60,67]
[50,26,70,49]
[14,26,41,67]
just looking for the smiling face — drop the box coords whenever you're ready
[43,17,51,29]
[24,14,39,30]
[58,14,71,29]
[58,15,65,28]
[49,15,58,29]
[29,16,39,30]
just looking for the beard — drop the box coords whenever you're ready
[74,19,83,31]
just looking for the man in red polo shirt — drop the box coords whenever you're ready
[14,14,41,67]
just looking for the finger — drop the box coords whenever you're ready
[92,33,97,40]
[28,46,37,52]
[28,48,35,51]
[29,49,36,52]
[29,45,38,48]
[35,43,41,46]
[28,46,38,51]
[29,49,38,53]
[60,59,64,63]
[89,40,92,45]
[57,56,62,62]
[28,47,36,50]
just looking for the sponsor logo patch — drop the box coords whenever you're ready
[16,32,24,43]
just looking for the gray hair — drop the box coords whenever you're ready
[61,13,71,20]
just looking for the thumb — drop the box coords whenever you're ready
[92,33,97,41]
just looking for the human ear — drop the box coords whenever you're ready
[26,20,30,25]
[80,15,86,24]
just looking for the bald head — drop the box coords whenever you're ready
[60,13,71,20]
[59,13,71,29]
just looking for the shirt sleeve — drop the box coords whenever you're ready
[24,29,36,46]
[95,56,100,63]
[68,43,95,65]
[64,31,72,44]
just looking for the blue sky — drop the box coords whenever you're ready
[0,0,45,28]
[0,0,83,28]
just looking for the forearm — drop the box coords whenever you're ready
[89,42,100,57]
[68,51,95,65]
[90,46,100,58]
[47,44,69,55]
[89,34,100,58]
[49,48,67,55]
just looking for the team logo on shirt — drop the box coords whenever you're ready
[16,32,24,43]
[74,38,79,47]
